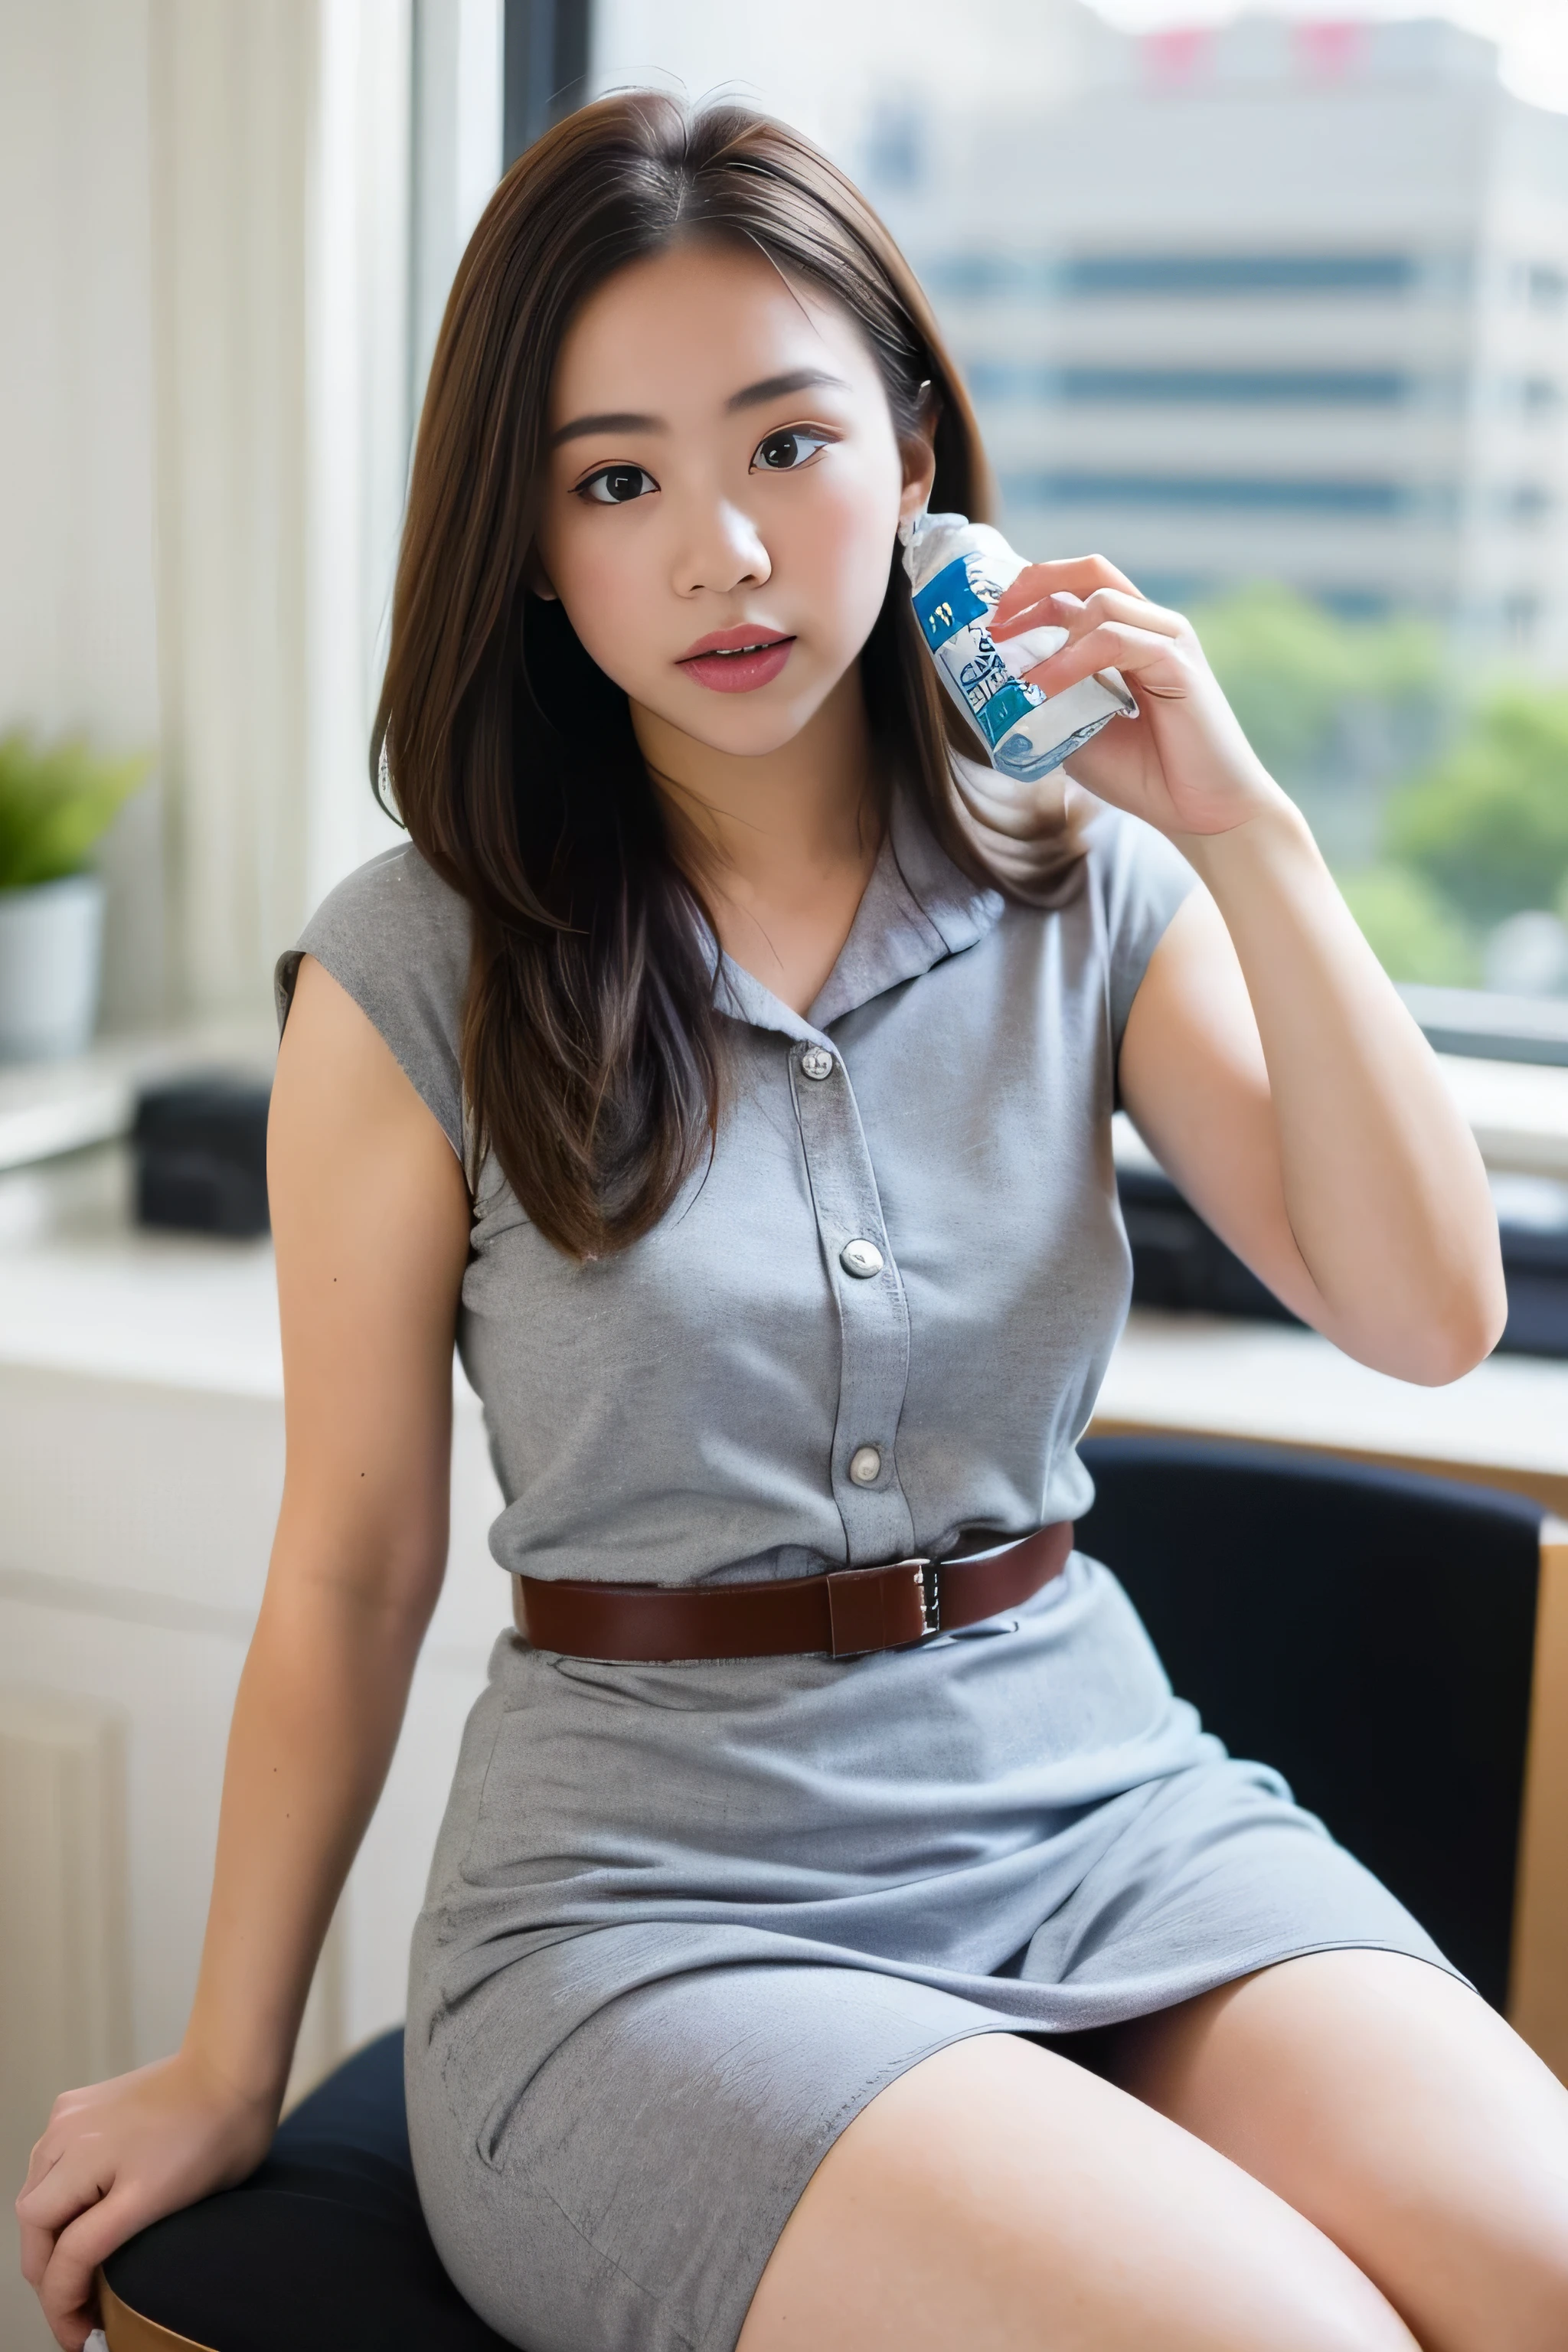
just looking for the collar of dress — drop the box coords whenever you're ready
[712,792,1006,1047]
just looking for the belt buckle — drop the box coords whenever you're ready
[910,1557,940,1638]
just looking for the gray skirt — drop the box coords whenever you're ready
[405,1554,1453,2352]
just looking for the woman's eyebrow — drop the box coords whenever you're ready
[725,368,848,412]
[550,409,664,448]
[549,369,848,449]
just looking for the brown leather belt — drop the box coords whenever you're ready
[513,1521,1073,1663]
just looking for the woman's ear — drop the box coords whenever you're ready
[898,383,939,526]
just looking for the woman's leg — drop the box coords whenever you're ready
[737,2030,1417,2352]
[1109,1949,1568,2352]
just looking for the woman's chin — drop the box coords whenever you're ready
[633,682,837,763]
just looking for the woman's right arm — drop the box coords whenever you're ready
[16,956,473,2350]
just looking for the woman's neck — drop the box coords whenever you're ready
[634,669,884,1016]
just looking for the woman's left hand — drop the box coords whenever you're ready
[989,555,1283,841]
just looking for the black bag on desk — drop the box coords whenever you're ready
[1119,1162,1568,1360]
[132,1076,271,1236]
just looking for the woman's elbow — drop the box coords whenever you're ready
[1392,1253,1508,1387]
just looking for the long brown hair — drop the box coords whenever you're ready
[375,92,1077,1259]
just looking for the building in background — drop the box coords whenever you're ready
[6,1,1566,1035]
[869,14,1568,671]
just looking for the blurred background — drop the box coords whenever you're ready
[6,0,1568,1044]
[5,5,1568,2343]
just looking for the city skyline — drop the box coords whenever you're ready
[1089,0,1568,113]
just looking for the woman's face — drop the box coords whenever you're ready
[534,237,936,760]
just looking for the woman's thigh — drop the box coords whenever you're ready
[737,2030,1417,2352]
[1109,1949,1568,2352]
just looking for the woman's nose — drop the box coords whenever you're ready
[674,499,772,597]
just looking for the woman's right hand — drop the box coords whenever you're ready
[15,2047,277,2350]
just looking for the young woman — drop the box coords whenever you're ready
[20,94,1568,2352]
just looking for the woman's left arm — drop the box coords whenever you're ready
[991,557,1507,1386]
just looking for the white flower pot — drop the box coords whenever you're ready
[0,874,106,1062]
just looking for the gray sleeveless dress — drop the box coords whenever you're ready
[277,792,1453,2352]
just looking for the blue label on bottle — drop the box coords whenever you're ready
[965,670,1035,746]
[912,557,987,650]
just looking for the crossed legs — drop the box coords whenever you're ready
[736,1952,1568,2352]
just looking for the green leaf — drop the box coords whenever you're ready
[0,730,152,892]
[1338,864,1481,986]
[1187,580,1442,789]
[1385,683,1568,926]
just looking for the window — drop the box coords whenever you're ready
[1500,482,1554,524]
[1060,251,1420,298]
[579,4,1568,1073]
[502,0,589,164]
[924,251,1429,304]
[965,364,1414,407]
[1002,472,1446,519]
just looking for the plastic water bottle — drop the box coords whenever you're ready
[901,510,1136,782]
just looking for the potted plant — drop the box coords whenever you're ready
[0,730,150,1061]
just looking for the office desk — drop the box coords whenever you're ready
[1095,1308,1568,1518]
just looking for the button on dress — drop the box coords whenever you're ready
[276,786,1454,2352]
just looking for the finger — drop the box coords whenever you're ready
[16,2147,113,2240]
[23,2124,65,2197]
[991,553,1142,629]
[41,2295,94,2352]
[22,2086,103,2196]
[997,586,1184,646]
[1021,619,1191,697]
[41,2190,144,2344]
[1067,587,1184,639]
[39,2262,99,2352]
[1021,618,1174,690]
[18,2210,57,2294]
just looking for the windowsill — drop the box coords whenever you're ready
[1400,983,1568,1070]
[1429,1054,1568,1178]
[0,1142,281,1392]
[1104,1047,1568,1513]
[0,1019,276,1173]
[1095,1308,1568,1517]
[1114,1051,1568,1183]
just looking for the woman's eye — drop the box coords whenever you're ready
[579,465,657,505]
[753,427,831,473]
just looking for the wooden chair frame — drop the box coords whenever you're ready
[100,2271,212,2350]
[1510,1517,1568,2085]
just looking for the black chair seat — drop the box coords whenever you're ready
[102,2030,513,2350]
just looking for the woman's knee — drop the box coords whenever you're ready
[737,2033,1417,2352]
[1111,1951,1568,2352]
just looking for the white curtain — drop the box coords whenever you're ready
[0,0,506,1030]
[150,0,415,1019]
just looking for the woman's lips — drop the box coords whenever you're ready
[677,634,795,694]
